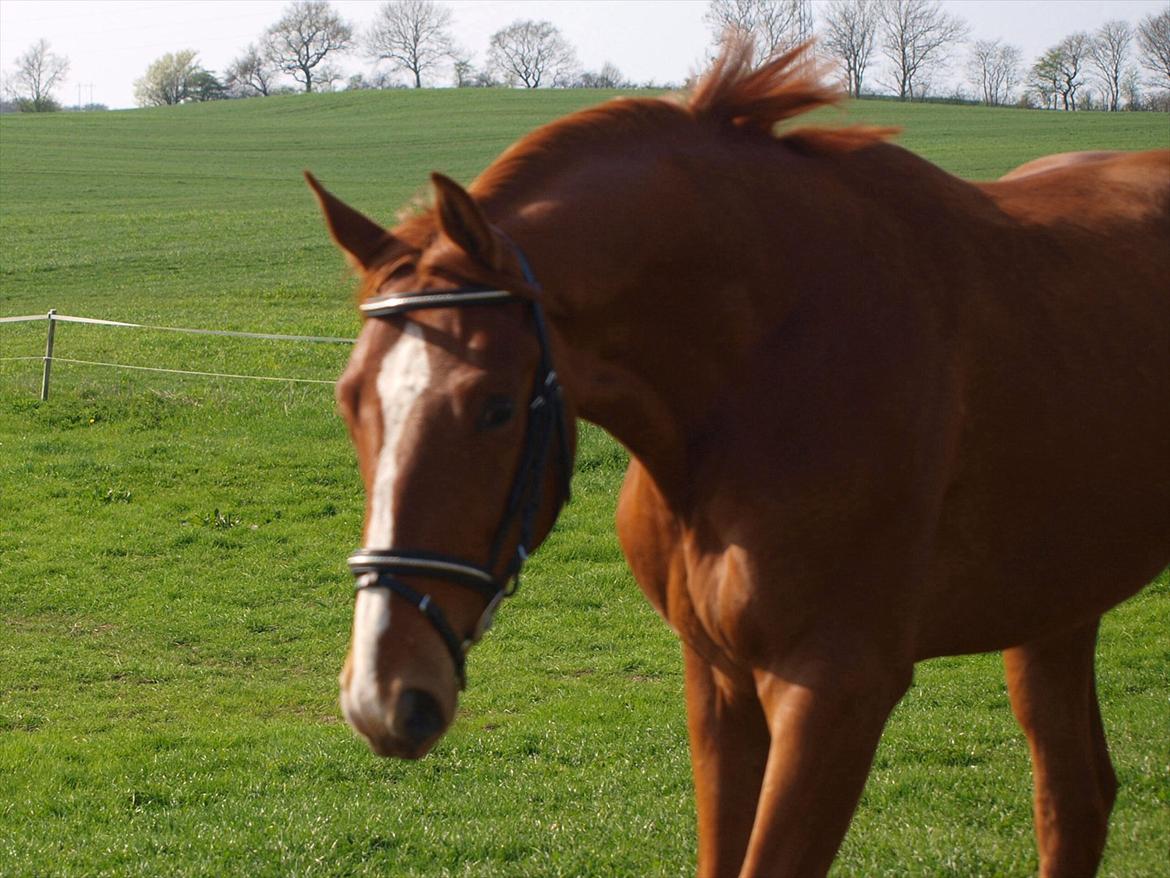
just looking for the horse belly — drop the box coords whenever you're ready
[919,398,1170,655]
[921,526,1166,658]
[916,230,1170,656]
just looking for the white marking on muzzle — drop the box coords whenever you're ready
[343,322,432,728]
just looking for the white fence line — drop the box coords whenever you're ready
[1,311,355,343]
[1,310,355,399]
[49,357,340,385]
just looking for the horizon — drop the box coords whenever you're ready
[1,0,1167,110]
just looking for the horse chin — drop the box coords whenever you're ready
[363,730,443,760]
[339,670,454,760]
[340,706,448,760]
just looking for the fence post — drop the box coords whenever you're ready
[40,309,57,401]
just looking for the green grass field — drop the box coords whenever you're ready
[1,89,1167,877]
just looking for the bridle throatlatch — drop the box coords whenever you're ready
[347,250,573,689]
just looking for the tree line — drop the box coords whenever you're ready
[4,0,1169,112]
[808,0,1169,110]
[125,0,628,106]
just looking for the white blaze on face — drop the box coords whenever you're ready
[343,322,432,727]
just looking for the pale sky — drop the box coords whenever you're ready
[0,0,1165,109]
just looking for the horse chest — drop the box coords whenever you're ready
[616,461,757,666]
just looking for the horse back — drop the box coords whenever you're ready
[981,149,1170,228]
[917,149,1170,649]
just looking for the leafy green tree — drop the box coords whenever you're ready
[1029,47,1063,110]
[134,50,202,106]
[189,70,227,102]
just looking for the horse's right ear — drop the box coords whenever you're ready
[431,172,504,270]
[305,171,390,270]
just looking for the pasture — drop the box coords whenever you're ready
[1,89,1167,877]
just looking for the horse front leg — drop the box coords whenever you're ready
[1004,619,1117,878]
[735,650,912,877]
[684,645,771,878]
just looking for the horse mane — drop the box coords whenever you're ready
[687,40,898,153]
[472,40,896,203]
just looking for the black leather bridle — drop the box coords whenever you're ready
[347,253,573,688]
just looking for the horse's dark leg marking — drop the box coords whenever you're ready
[1004,619,1117,878]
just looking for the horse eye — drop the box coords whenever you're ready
[386,261,414,282]
[477,396,515,431]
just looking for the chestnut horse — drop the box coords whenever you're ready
[310,45,1169,878]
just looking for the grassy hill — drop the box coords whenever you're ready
[1,90,1167,877]
[3,88,1167,325]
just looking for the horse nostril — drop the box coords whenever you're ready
[396,689,445,747]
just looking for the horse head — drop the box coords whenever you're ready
[309,171,575,759]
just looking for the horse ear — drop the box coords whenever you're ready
[304,171,391,270]
[430,173,503,269]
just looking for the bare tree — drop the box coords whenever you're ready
[965,38,1022,106]
[488,20,577,88]
[1089,20,1133,112]
[312,63,345,92]
[4,39,69,112]
[1054,32,1091,111]
[265,0,353,93]
[450,47,475,87]
[704,0,812,64]
[133,50,202,106]
[1121,67,1143,110]
[225,44,280,97]
[820,0,879,97]
[366,0,453,88]
[345,70,400,90]
[574,62,628,88]
[1137,8,1170,90]
[877,0,969,101]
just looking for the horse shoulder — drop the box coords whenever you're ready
[616,460,681,617]
[617,459,740,667]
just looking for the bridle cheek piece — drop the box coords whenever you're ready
[346,251,572,689]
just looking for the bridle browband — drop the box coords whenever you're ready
[347,250,573,689]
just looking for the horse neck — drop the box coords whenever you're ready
[493,142,859,499]
[494,137,987,503]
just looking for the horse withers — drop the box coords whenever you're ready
[310,44,1169,878]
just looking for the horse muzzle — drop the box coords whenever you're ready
[342,684,449,759]
[339,649,452,759]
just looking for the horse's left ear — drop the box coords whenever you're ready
[431,173,504,270]
[305,171,392,270]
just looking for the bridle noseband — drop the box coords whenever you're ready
[347,253,572,689]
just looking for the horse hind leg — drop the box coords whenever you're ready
[1003,619,1118,878]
